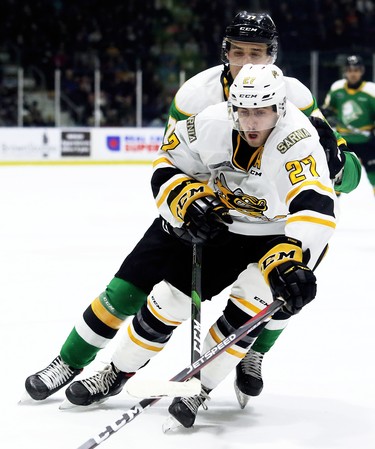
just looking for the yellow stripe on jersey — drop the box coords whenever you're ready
[209,326,244,358]
[91,297,124,330]
[147,297,182,326]
[229,294,262,315]
[155,175,193,209]
[223,76,230,100]
[286,180,334,204]
[173,102,193,117]
[153,157,174,168]
[286,215,336,228]
[127,325,163,352]
[299,99,314,112]
[170,183,215,221]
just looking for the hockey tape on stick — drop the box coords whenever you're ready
[76,297,284,449]
[127,243,203,398]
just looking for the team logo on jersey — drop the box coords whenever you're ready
[215,174,267,217]
[342,100,362,123]
[277,128,311,153]
[186,115,197,143]
[215,174,286,221]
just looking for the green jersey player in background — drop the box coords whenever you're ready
[24,12,362,409]
[323,55,375,195]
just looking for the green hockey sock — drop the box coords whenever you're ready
[106,277,147,316]
[251,327,285,353]
[60,278,148,368]
[60,328,99,368]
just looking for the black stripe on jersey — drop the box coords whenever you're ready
[289,190,335,217]
[151,166,183,197]
[83,306,118,339]
[132,306,177,343]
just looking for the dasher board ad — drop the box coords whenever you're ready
[0,127,164,164]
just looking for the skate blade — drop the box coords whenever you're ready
[234,380,250,409]
[59,398,81,410]
[59,396,109,410]
[162,415,183,433]
[18,390,34,404]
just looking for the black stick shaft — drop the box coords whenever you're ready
[191,243,202,380]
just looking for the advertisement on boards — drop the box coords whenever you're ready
[0,127,164,164]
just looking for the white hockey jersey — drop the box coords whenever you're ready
[153,100,338,269]
[170,64,316,119]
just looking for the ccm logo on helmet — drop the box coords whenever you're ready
[239,26,258,32]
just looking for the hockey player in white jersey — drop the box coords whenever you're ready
[104,64,338,428]
[160,11,357,408]
[24,11,355,410]
[167,12,360,193]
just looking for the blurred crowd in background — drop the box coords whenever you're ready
[0,0,374,127]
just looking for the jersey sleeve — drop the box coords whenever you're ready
[285,77,316,116]
[335,150,362,193]
[163,66,223,145]
[152,117,214,228]
[276,139,337,269]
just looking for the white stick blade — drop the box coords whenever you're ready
[126,377,201,398]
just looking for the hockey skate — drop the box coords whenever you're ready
[234,349,264,409]
[61,362,133,408]
[24,355,82,401]
[163,386,211,432]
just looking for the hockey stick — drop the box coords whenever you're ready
[332,122,372,137]
[126,243,203,398]
[190,242,203,383]
[76,297,284,449]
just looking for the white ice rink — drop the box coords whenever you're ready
[1,164,374,449]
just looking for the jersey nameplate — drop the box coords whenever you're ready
[186,115,197,143]
[277,128,311,153]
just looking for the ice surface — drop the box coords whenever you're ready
[1,164,374,449]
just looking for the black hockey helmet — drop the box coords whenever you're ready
[345,55,364,68]
[222,11,278,64]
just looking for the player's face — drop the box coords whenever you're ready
[237,106,278,147]
[227,41,272,78]
[345,66,364,84]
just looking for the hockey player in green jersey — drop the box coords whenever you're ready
[323,55,375,194]
[24,12,361,409]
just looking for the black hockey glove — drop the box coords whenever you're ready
[259,236,317,316]
[268,260,317,316]
[309,116,346,179]
[184,196,233,244]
